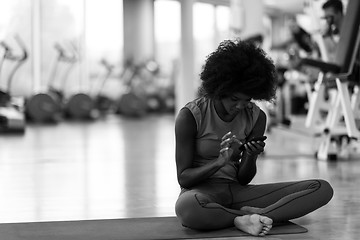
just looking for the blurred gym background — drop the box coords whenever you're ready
[1,2,360,239]
[0,0,328,127]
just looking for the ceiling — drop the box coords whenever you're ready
[196,0,307,15]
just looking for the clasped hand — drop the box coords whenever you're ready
[219,131,265,164]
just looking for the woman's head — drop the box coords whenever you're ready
[198,39,277,102]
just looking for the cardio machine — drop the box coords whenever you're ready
[93,58,116,115]
[53,42,97,120]
[25,43,65,123]
[0,35,27,134]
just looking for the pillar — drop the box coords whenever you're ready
[175,0,196,115]
[123,0,155,64]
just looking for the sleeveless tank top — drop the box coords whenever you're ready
[184,96,260,181]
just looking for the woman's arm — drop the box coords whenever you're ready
[236,109,267,185]
[175,108,231,189]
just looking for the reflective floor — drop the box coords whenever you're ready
[0,113,359,240]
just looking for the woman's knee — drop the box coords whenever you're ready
[308,179,333,205]
[317,179,334,204]
[175,191,214,229]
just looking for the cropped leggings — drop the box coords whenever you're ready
[175,178,333,230]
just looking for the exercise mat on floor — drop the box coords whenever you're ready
[0,216,308,240]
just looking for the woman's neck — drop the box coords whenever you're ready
[213,99,235,122]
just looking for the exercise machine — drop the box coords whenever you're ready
[116,59,175,117]
[25,43,65,123]
[93,58,116,115]
[145,60,176,113]
[300,0,360,160]
[116,60,150,117]
[38,42,96,120]
[61,42,97,120]
[0,35,27,134]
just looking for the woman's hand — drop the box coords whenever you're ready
[219,131,243,165]
[243,139,266,156]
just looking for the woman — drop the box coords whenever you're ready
[174,39,333,237]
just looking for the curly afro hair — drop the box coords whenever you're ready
[198,39,278,102]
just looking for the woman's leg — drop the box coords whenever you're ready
[175,188,243,230]
[175,182,272,233]
[231,179,334,222]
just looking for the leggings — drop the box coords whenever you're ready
[175,178,333,230]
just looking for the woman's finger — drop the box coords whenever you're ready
[220,147,229,154]
[221,131,232,141]
[245,142,264,154]
[220,138,232,147]
[232,135,243,145]
[245,142,257,152]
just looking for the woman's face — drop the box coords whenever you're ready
[221,93,252,115]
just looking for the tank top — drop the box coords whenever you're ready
[184,96,260,181]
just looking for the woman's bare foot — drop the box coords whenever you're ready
[234,214,273,237]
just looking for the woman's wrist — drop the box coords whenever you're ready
[215,155,227,168]
[242,151,258,160]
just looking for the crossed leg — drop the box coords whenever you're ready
[175,179,333,236]
[175,189,273,236]
[230,179,334,222]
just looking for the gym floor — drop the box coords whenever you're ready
[0,113,359,240]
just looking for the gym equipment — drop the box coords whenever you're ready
[47,43,77,101]
[0,216,307,240]
[61,42,97,120]
[0,35,27,134]
[247,35,293,130]
[140,60,168,113]
[116,60,151,117]
[149,59,176,113]
[25,43,66,123]
[37,42,96,120]
[25,92,62,123]
[116,59,175,117]
[299,0,360,160]
[93,58,116,114]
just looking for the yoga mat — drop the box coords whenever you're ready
[0,216,307,240]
